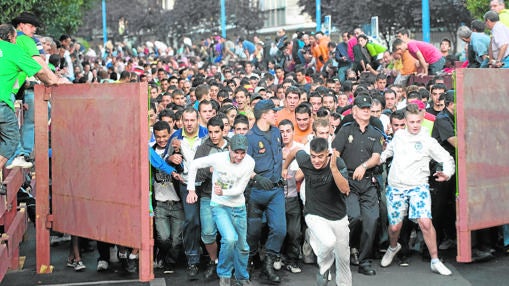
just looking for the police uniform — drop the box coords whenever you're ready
[332,109,383,273]
[245,115,286,272]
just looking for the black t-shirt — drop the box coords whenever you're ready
[296,150,348,221]
[432,108,455,157]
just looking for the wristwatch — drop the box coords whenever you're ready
[361,162,368,169]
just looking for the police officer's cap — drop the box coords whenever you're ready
[354,95,372,108]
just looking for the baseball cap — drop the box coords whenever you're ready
[230,134,248,151]
[250,93,263,102]
[12,12,42,27]
[354,95,372,108]
[254,99,279,119]
[254,86,266,93]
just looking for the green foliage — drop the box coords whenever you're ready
[0,0,95,36]
[0,1,37,24]
[466,0,490,20]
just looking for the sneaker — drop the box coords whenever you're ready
[399,255,409,267]
[153,259,163,269]
[97,260,109,272]
[273,256,283,270]
[125,258,137,273]
[233,279,253,286]
[431,260,452,276]
[6,156,33,169]
[285,262,302,273]
[204,260,217,279]
[51,236,63,246]
[163,263,175,274]
[74,260,86,271]
[381,243,402,267]
[66,258,76,268]
[316,270,329,286]
[438,239,456,250]
[187,264,199,281]
[219,277,231,286]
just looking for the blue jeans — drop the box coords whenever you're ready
[212,202,249,280]
[200,196,217,244]
[154,200,185,265]
[247,187,286,257]
[504,224,509,246]
[7,89,34,164]
[179,183,201,265]
[501,56,509,69]
[0,102,20,160]
[337,64,352,82]
[429,57,446,75]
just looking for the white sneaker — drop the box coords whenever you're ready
[97,260,109,271]
[74,260,86,271]
[431,260,452,276]
[381,243,402,267]
[273,256,283,270]
[6,156,33,169]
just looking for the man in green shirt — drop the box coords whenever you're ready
[7,12,65,169]
[0,23,60,194]
[491,0,509,27]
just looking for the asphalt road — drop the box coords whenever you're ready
[2,226,509,286]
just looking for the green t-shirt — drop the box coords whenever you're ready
[500,10,509,28]
[12,33,40,94]
[0,40,41,110]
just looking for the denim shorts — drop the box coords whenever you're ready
[0,102,20,159]
[386,184,432,225]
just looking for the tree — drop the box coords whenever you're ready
[466,0,490,20]
[0,0,95,36]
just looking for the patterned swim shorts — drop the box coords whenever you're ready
[386,184,432,225]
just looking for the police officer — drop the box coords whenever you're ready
[332,94,383,276]
[246,99,285,284]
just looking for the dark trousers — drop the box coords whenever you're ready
[283,196,302,262]
[247,187,286,257]
[97,241,113,261]
[179,183,201,265]
[432,174,456,243]
[347,176,379,265]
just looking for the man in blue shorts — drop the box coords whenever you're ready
[379,104,454,276]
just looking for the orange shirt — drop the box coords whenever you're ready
[294,126,313,144]
[276,108,296,127]
[400,50,418,75]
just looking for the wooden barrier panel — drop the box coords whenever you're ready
[34,83,152,281]
[0,168,28,282]
[456,69,509,262]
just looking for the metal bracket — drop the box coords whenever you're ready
[45,214,54,229]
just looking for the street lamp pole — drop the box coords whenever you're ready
[221,0,226,38]
[316,0,321,32]
[102,0,108,46]
[422,0,430,42]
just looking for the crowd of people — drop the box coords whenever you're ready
[3,1,509,286]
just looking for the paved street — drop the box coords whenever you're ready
[2,226,509,286]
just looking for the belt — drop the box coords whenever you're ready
[157,200,180,206]
[273,179,286,188]
[348,170,375,178]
